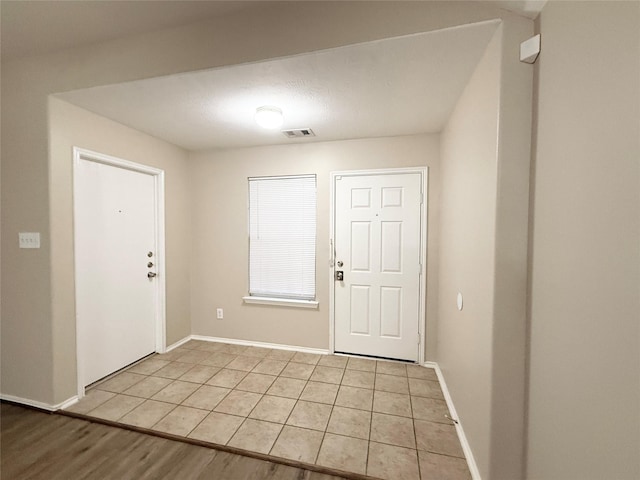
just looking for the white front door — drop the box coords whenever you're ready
[334,171,423,362]
[75,155,158,386]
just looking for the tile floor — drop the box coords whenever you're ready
[66,340,471,480]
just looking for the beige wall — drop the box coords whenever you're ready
[488,14,533,480]
[2,1,531,407]
[438,13,534,478]
[1,66,55,403]
[438,31,501,480]
[437,12,534,478]
[189,135,440,356]
[526,2,640,479]
[48,98,191,403]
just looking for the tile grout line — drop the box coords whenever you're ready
[72,340,466,480]
[365,360,378,475]
[197,354,259,446]
[410,392,423,480]
[364,360,377,477]
[179,369,236,439]
[249,355,314,456]
[311,364,338,467]
[272,364,312,461]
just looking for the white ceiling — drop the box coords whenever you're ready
[57,20,500,151]
[2,1,539,151]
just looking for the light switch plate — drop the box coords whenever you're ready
[19,232,40,249]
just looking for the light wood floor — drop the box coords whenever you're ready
[1,403,346,480]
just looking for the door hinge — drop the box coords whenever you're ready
[418,333,421,345]
[418,263,422,275]
[420,192,424,204]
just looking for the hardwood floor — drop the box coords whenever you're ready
[1,403,347,480]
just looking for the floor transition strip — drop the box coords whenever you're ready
[58,409,380,480]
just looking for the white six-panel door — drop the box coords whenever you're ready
[75,155,158,386]
[334,172,423,361]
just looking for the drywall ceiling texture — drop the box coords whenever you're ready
[527,2,640,479]
[57,21,498,150]
[2,5,534,478]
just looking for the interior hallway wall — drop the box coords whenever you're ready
[436,10,533,477]
[437,31,501,480]
[189,134,440,358]
[48,98,192,401]
[526,2,640,478]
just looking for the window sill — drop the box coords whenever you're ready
[242,296,319,309]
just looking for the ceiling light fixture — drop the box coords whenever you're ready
[255,105,284,129]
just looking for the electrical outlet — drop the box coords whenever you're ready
[216,308,223,319]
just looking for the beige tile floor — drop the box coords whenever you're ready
[67,340,471,480]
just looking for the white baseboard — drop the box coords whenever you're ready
[165,335,192,352]
[57,396,80,410]
[427,362,482,480]
[189,335,329,355]
[1,393,78,412]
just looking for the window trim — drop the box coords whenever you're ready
[245,174,317,307]
[242,296,319,309]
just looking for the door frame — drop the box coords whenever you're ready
[329,167,428,364]
[72,147,167,399]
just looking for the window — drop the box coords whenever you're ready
[243,175,317,308]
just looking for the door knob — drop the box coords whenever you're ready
[147,272,157,278]
[335,271,344,281]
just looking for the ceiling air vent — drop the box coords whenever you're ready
[282,128,315,138]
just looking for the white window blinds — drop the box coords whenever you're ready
[248,175,316,300]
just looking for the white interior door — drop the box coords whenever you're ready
[334,172,423,361]
[75,156,158,386]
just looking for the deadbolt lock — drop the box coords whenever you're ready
[147,251,153,257]
[337,261,343,267]
[147,262,154,268]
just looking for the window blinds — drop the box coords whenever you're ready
[248,175,316,300]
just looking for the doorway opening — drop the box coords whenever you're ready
[330,167,428,363]
[73,147,166,399]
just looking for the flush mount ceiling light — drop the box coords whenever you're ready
[255,105,284,129]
